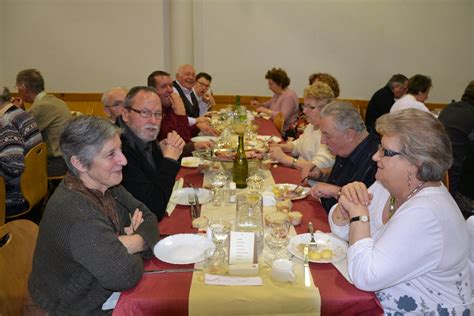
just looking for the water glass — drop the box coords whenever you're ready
[208,219,232,247]
[265,217,290,251]
[211,171,228,206]
[204,248,228,275]
[246,174,264,192]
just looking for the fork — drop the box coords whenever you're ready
[188,193,196,219]
[308,222,318,250]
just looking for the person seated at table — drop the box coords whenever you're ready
[251,67,299,136]
[27,116,159,315]
[308,72,340,98]
[268,82,335,174]
[309,101,379,212]
[0,86,42,217]
[390,74,431,113]
[194,72,216,116]
[147,70,217,145]
[329,109,471,314]
[438,80,474,194]
[364,74,408,129]
[117,86,184,220]
[454,132,474,218]
[101,86,128,122]
[15,69,72,177]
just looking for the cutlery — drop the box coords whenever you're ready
[188,193,196,219]
[144,268,202,275]
[304,244,311,287]
[308,222,318,250]
[188,183,201,217]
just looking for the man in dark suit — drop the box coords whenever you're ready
[364,74,407,129]
[173,64,201,120]
[117,86,184,220]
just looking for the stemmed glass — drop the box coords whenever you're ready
[265,214,291,259]
[211,171,228,206]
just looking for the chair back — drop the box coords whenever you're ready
[18,143,48,216]
[273,112,285,134]
[0,220,39,315]
[0,177,5,225]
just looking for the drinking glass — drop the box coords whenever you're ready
[265,216,291,255]
[208,219,232,247]
[204,248,228,275]
[211,171,229,206]
[246,174,264,192]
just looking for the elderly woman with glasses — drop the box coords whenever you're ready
[330,109,471,314]
[28,116,159,315]
[268,82,335,174]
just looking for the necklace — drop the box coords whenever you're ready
[388,182,425,219]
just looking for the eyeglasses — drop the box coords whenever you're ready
[378,144,402,157]
[301,104,318,111]
[196,81,210,88]
[105,101,124,108]
[127,107,162,119]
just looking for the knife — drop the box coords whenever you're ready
[143,268,201,275]
[304,244,311,287]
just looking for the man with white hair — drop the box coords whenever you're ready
[101,87,128,122]
[117,86,184,220]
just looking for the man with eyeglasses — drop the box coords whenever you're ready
[194,72,216,116]
[309,101,379,212]
[147,70,215,152]
[117,86,184,221]
[101,87,128,122]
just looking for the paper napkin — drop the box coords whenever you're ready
[166,178,184,215]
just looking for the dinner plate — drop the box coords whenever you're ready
[172,188,211,205]
[181,157,202,168]
[154,234,215,264]
[256,135,282,143]
[191,136,218,143]
[266,184,310,200]
[288,233,348,263]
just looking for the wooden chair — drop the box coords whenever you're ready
[9,143,48,219]
[273,112,285,134]
[0,220,39,315]
[0,177,5,225]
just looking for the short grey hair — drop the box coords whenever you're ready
[376,109,452,181]
[0,86,11,103]
[101,86,128,106]
[320,101,366,133]
[60,116,121,176]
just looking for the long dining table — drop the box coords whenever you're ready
[113,118,383,316]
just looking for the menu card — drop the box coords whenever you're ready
[228,232,256,265]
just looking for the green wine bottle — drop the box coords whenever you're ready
[235,95,241,111]
[233,135,248,188]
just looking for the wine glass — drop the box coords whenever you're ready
[208,219,232,248]
[211,171,228,206]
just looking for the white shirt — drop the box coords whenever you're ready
[290,125,334,168]
[390,94,430,113]
[173,81,197,125]
[330,181,472,314]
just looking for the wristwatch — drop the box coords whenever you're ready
[350,215,370,223]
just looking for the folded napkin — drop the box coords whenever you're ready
[166,178,184,215]
[102,291,121,310]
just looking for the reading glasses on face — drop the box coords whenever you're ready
[196,81,210,88]
[378,144,402,157]
[105,101,124,108]
[127,107,162,119]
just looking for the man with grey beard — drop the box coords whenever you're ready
[117,86,184,220]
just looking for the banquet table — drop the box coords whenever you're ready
[113,118,383,316]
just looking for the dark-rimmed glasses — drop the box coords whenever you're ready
[127,107,162,119]
[378,144,402,157]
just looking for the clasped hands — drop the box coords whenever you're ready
[332,182,373,226]
[118,208,146,254]
[159,131,185,160]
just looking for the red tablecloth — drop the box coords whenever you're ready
[113,119,383,316]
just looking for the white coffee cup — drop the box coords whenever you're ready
[271,259,295,283]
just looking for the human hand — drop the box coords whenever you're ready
[338,194,369,219]
[196,116,210,124]
[301,164,320,183]
[250,99,259,107]
[340,181,372,206]
[194,141,212,150]
[124,208,144,236]
[10,97,24,109]
[268,146,288,163]
[118,234,146,254]
[310,182,340,199]
[197,122,219,136]
[169,92,186,115]
[256,106,271,115]
[332,203,351,226]
[160,131,185,160]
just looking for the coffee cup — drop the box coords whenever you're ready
[271,259,295,283]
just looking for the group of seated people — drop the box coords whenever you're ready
[0,64,473,314]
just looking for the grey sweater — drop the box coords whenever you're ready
[29,182,159,315]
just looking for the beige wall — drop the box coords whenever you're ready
[0,0,473,103]
[1,0,166,92]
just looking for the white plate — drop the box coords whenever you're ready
[191,136,218,143]
[257,135,282,143]
[266,184,310,200]
[288,233,348,263]
[181,157,202,168]
[172,188,211,205]
[154,234,215,264]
